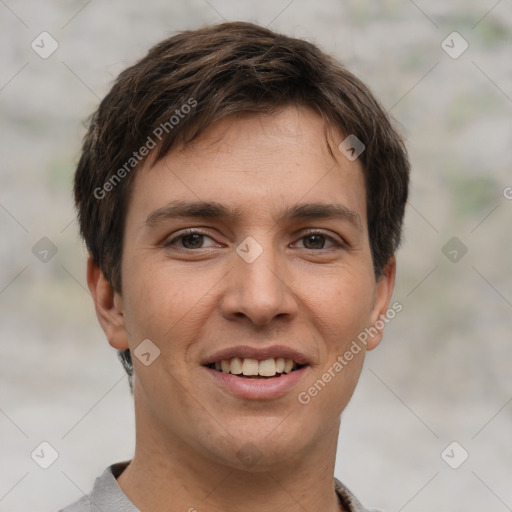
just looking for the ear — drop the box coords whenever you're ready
[86,254,129,350]
[366,256,397,351]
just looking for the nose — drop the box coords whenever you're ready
[219,238,299,327]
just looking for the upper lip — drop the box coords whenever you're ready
[202,345,309,366]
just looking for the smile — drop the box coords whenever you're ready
[206,357,304,378]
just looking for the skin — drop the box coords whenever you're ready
[87,105,396,512]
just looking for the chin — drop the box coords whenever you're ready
[204,418,316,469]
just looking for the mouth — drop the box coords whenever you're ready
[201,346,310,399]
[205,357,306,379]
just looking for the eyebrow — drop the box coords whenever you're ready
[145,200,363,231]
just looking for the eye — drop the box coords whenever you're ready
[163,229,345,251]
[292,231,343,250]
[164,229,219,250]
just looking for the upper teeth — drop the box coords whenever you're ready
[213,357,296,377]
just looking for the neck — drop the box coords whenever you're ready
[117,399,344,512]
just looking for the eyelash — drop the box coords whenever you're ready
[163,228,345,250]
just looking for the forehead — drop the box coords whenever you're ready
[127,105,367,230]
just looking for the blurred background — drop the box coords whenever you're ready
[1,1,511,511]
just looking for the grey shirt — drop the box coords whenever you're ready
[59,461,382,512]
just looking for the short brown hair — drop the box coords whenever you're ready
[74,21,409,381]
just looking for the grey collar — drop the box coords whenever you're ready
[60,461,377,512]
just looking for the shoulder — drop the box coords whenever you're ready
[334,477,384,512]
[58,495,93,512]
[58,461,136,512]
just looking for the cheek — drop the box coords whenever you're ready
[298,350,365,429]
[121,261,180,344]
[122,260,214,369]
[313,272,375,411]
[311,268,376,339]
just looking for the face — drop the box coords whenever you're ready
[90,105,395,471]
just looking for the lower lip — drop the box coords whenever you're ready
[204,367,308,400]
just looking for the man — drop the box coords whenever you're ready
[63,21,409,512]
